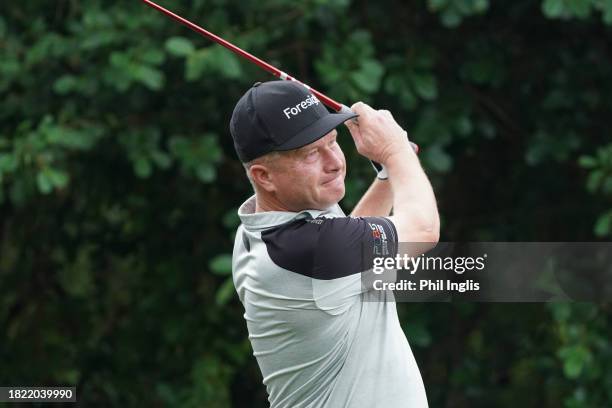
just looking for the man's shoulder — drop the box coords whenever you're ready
[260,215,391,280]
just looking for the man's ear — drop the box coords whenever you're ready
[249,164,276,193]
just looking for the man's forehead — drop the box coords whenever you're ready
[294,130,338,152]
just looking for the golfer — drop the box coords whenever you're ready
[230,80,439,407]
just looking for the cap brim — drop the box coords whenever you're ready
[274,111,358,152]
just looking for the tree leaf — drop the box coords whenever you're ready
[140,48,165,66]
[210,254,233,276]
[37,170,53,194]
[134,157,152,178]
[216,278,236,306]
[424,144,453,173]
[185,49,211,81]
[48,168,69,188]
[222,209,240,229]
[133,64,165,90]
[578,155,597,168]
[215,48,242,79]
[151,151,172,169]
[542,0,564,18]
[350,59,384,93]
[165,37,195,57]
[412,72,438,100]
[53,75,78,94]
[594,212,612,237]
[196,165,215,183]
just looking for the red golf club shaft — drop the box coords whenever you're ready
[141,0,419,156]
[141,0,342,110]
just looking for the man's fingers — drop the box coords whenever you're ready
[344,118,357,131]
[378,109,393,119]
[344,119,361,139]
[350,101,376,118]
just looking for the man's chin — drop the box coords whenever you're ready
[319,185,345,209]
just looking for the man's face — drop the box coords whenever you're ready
[264,130,346,211]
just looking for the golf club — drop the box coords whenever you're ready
[141,0,418,177]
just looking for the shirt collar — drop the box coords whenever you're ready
[237,195,345,231]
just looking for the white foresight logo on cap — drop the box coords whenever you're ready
[282,95,320,119]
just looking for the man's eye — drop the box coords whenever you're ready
[307,150,319,157]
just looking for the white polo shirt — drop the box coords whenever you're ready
[232,196,428,408]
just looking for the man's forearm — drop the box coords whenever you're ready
[387,147,440,242]
[350,178,393,217]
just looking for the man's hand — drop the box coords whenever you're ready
[344,102,413,166]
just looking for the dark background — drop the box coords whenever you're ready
[1,0,611,406]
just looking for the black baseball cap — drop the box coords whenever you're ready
[230,81,357,162]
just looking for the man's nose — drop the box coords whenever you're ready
[323,147,343,172]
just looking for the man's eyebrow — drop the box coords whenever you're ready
[296,144,317,155]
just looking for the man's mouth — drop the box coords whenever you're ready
[322,174,342,185]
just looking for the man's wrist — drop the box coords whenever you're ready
[382,144,414,167]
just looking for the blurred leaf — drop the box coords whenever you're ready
[542,0,564,18]
[350,59,384,93]
[185,46,242,81]
[133,64,164,90]
[404,322,432,347]
[216,277,236,306]
[58,245,95,297]
[165,36,195,57]
[594,211,612,237]
[0,154,17,172]
[134,157,152,178]
[53,75,78,94]
[424,144,452,173]
[586,170,604,193]
[411,72,438,100]
[151,151,172,169]
[48,168,69,188]
[186,48,212,81]
[222,209,240,229]
[216,48,242,79]
[169,134,222,182]
[140,48,165,66]
[196,165,215,182]
[559,345,592,379]
[36,169,54,194]
[578,155,597,169]
[210,254,232,276]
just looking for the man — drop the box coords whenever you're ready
[230,80,439,407]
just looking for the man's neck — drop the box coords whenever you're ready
[254,193,291,213]
[253,192,333,213]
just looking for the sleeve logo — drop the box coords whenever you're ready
[368,222,390,256]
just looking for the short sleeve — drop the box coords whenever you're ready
[261,215,398,280]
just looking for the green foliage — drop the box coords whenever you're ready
[165,36,195,57]
[428,0,489,27]
[384,48,438,111]
[169,134,223,182]
[580,144,612,236]
[548,303,612,407]
[315,30,385,101]
[542,0,612,22]
[1,0,611,407]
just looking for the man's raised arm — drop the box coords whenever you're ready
[345,103,440,252]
